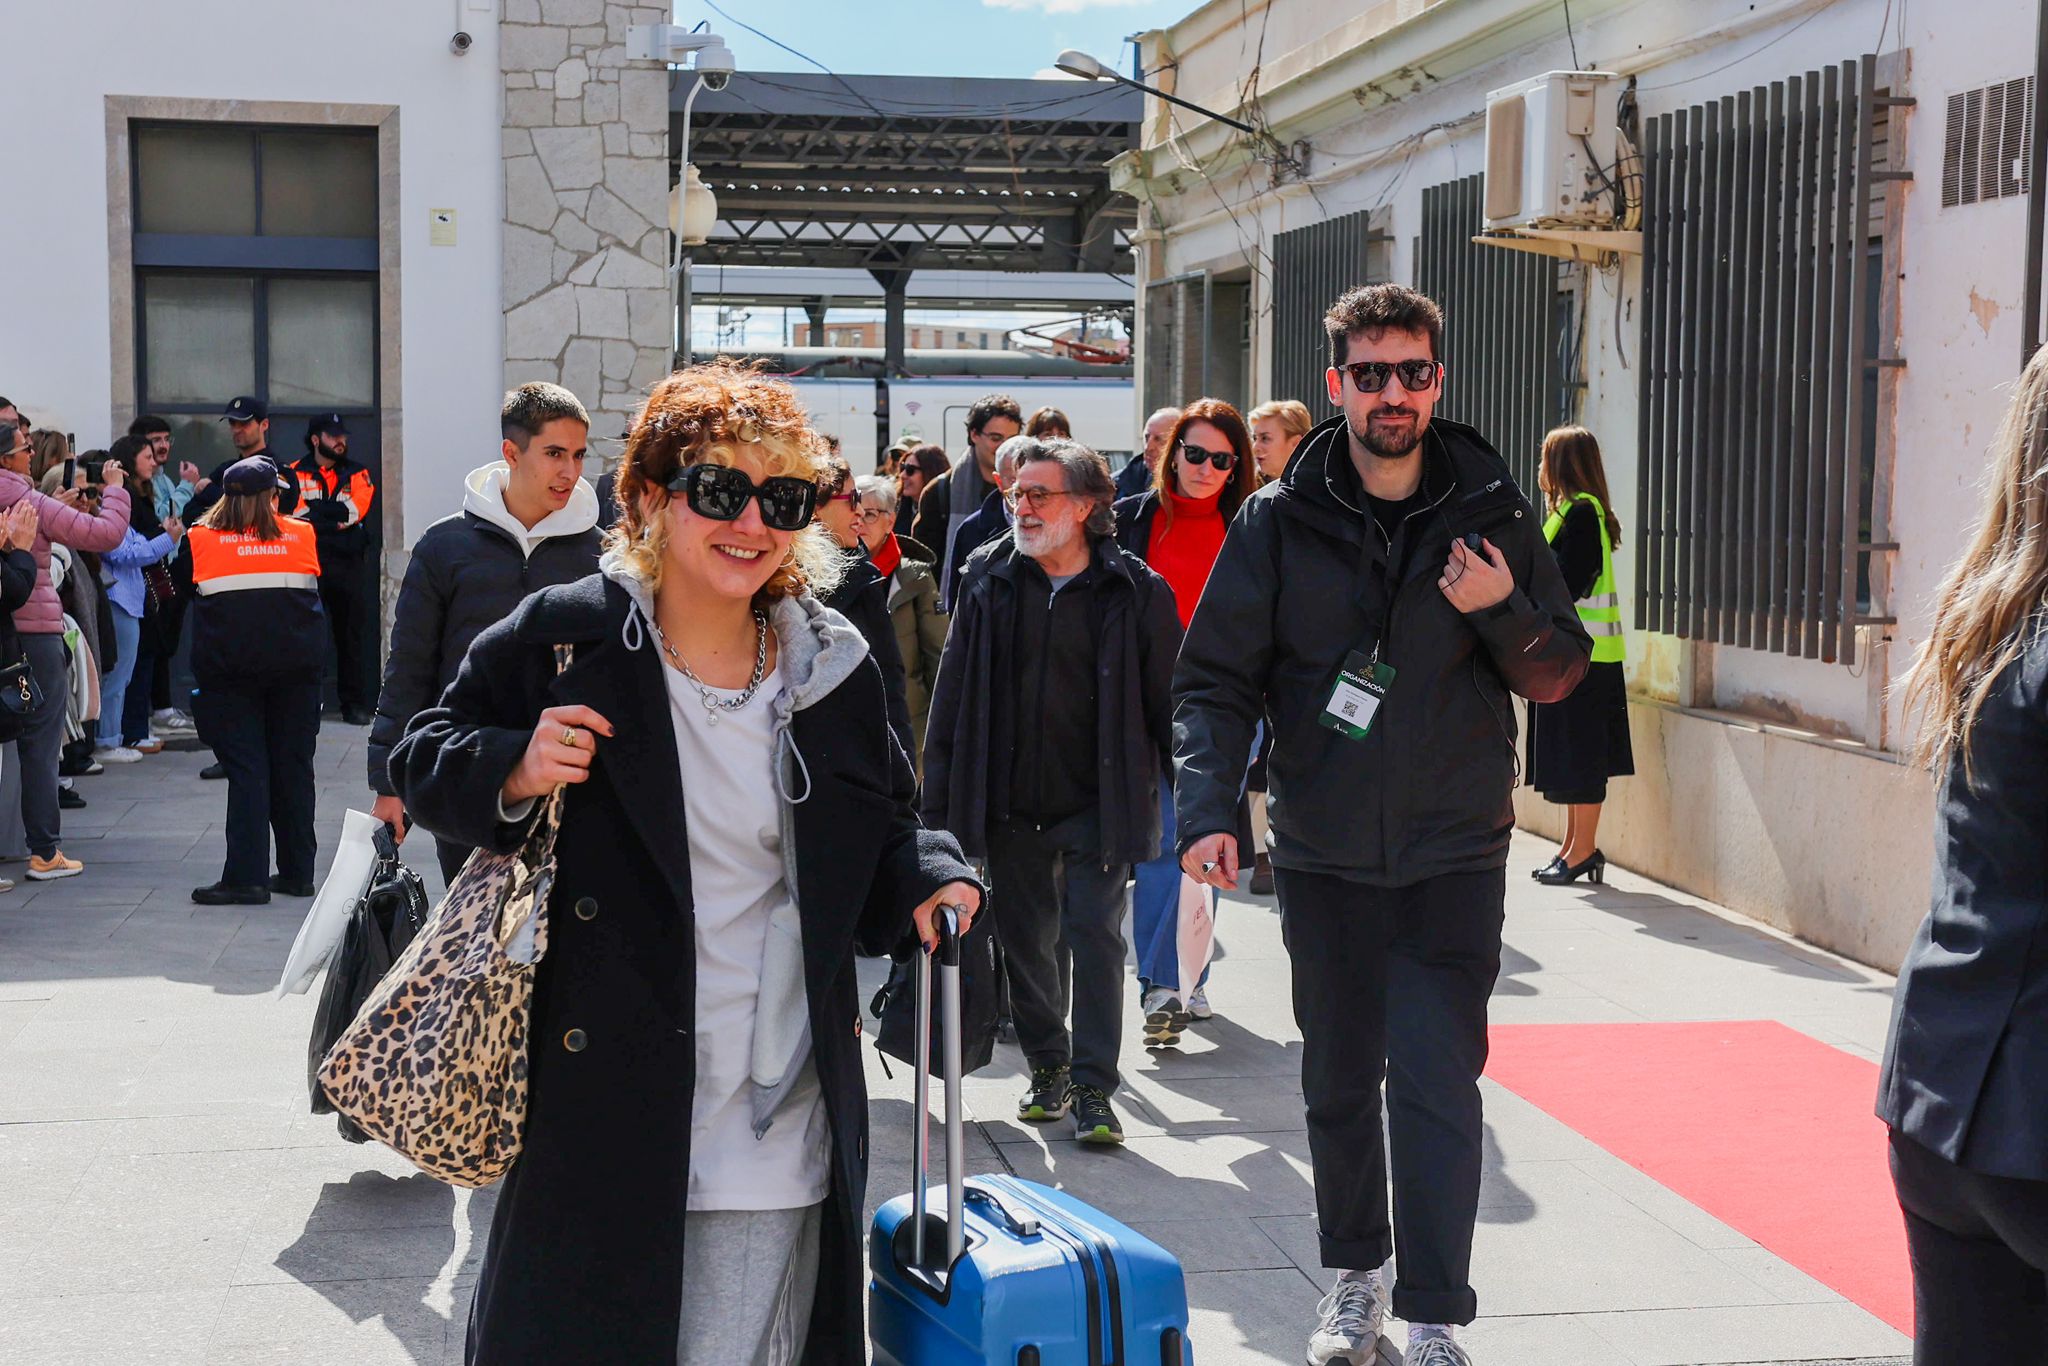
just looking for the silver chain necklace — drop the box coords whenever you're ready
[652,610,770,725]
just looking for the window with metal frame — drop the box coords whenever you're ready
[1270,209,1392,426]
[1636,55,1905,665]
[131,120,380,473]
[1415,176,1570,500]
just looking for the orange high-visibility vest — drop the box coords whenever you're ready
[188,517,322,595]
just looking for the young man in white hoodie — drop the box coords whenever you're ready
[367,383,604,882]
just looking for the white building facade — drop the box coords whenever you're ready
[1118,0,2026,970]
[1,0,673,604]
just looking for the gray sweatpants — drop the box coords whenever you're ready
[676,1202,823,1365]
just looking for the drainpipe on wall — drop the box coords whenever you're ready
[2025,0,2048,365]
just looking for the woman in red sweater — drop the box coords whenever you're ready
[1113,397,1256,1046]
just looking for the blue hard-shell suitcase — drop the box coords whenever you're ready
[868,910,1193,1365]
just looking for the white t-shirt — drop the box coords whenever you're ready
[664,664,831,1212]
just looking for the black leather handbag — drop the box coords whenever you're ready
[0,655,43,744]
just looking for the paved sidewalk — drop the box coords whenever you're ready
[0,725,1913,1364]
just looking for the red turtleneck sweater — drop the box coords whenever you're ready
[1146,487,1228,628]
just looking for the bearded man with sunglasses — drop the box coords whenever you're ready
[924,439,1181,1147]
[1174,284,1590,1366]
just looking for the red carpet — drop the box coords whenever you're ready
[1486,1021,1911,1333]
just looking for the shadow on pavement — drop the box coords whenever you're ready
[1569,886,1875,983]
[272,1170,494,1363]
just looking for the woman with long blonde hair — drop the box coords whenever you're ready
[1879,346,2048,1360]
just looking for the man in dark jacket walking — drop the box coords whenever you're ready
[367,382,603,883]
[293,414,379,723]
[1176,285,1590,1366]
[923,439,1181,1147]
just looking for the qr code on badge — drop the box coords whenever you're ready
[1340,698,1359,718]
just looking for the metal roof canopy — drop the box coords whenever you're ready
[679,72,1141,275]
[686,265,1134,313]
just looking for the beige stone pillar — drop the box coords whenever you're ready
[501,0,674,458]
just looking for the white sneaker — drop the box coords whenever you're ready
[1187,985,1214,1021]
[1141,986,1189,1048]
[1406,1335,1472,1366]
[1308,1275,1385,1365]
[93,746,144,764]
[151,708,196,733]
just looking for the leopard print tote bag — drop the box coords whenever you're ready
[316,646,573,1187]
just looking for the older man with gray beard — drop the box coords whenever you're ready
[921,439,1181,1147]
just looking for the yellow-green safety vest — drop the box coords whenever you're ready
[1542,492,1624,664]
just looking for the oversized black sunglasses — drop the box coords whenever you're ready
[1342,359,1442,395]
[1175,441,1237,472]
[667,463,818,531]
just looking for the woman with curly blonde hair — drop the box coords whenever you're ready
[394,360,980,1364]
[1879,344,2048,1360]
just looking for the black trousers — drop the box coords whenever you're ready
[318,552,377,712]
[1891,1128,2048,1362]
[1275,865,1506,1327]
[984,813,1131,1093]
[195,679,321,887]
[150,591,188,712]
[434,837,472,889]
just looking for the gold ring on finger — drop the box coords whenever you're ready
[561,726,579,748]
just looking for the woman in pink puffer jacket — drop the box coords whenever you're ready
[0,432,131,880]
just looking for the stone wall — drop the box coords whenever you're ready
[500,0,672,456]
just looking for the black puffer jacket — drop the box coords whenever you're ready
[1172,414,1591,885]
[367,509,601,795]
[923,534,1181,866]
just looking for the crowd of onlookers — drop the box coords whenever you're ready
[0,398,206,885]
[0,393,379,897]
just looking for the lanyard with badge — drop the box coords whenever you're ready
[1319,503,1406,741]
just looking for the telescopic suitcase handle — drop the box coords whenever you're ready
[911,904,967,1270]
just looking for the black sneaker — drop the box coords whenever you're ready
[1018,1065,1072,1122]
[57,787,86,810]
[1071,1084,1124,1145]
[199,762,227,781]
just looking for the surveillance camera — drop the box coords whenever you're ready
[696,40,736,89]
[450,30,473,54]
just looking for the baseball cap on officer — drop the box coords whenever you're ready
[222,455,292,497]
[307,413,350,437]
[221,396,268,423]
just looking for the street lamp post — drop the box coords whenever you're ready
[1054,48,1263,138]
[629,24,735,368]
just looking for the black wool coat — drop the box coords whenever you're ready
[390,572,975,1365]
[367,509,602,796]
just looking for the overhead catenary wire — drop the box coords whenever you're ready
[699,0,898,125]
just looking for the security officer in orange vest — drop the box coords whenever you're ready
[187,456,326,906]
[293,413,378,724]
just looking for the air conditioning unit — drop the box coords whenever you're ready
[1483,70,1619,230]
